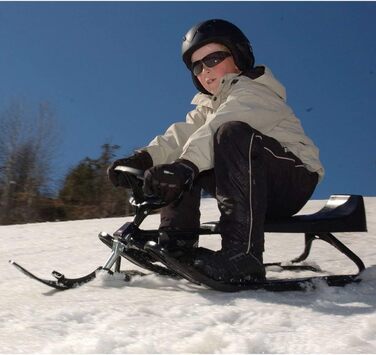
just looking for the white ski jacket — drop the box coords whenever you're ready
[142,66,324,180]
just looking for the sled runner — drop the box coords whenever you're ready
[10,167,368,292]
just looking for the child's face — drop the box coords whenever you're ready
[191,43,240,95]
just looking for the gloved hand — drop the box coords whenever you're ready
[107,151,153,188]
[143,160,198,204]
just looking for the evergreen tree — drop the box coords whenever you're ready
[59,144,133,220]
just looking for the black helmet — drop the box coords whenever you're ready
[182,19,255,94]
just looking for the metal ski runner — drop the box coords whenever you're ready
[9,260,147,291]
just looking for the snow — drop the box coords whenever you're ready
[1,197,376,353]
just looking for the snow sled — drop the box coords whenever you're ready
[10,167,368,292]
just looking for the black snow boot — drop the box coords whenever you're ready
[192,248,266,283]
[158,227,199,258]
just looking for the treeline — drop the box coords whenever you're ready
[0,100,133,225]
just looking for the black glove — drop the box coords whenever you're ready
[107,151,153,188]
[143,160,198,204]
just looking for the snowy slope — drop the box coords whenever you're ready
[1,197,375,353]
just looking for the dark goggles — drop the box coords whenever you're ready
[191,51,232,76]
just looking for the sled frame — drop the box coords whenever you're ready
[267,194,367,274]
[290,232,365,274]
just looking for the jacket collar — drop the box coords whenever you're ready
[253,66,286,101]
[190,66,287,108]
[190,73,240,109]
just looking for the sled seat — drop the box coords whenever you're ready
[200,195,368,274]
[265,194,367,233]
[201,195,367,234]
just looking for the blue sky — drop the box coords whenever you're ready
[0,2,375,199]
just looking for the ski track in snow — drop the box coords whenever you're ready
[1,198,375,353]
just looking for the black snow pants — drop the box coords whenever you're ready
[159,121,318,262]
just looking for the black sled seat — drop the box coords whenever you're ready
[201,195,368,275]
[264,194,367,234]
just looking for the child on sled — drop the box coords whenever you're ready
[108,19,324,283]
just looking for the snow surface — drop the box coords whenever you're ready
[1,197,376,354]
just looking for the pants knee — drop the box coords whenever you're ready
[215,121,259,144]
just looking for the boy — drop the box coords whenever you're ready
[108,19,324,282]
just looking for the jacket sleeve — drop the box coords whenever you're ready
[141,106,208,165]
[179,84,293,172]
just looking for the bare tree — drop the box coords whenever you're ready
[0,99,59,224]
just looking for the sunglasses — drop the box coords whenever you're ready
[191,51,232,76]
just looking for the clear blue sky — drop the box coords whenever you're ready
[0,2,375,199]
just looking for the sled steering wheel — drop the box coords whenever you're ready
[114,166,167,208]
